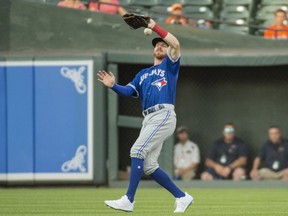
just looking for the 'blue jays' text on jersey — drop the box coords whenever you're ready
[127,52,180,110]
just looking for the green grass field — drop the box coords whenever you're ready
[0,188,288,215]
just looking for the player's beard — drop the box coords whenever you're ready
[154,50,166,60]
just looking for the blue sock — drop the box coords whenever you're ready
[150,168,185,198]
[126,157,144,203]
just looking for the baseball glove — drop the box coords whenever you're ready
[122,13,150,29]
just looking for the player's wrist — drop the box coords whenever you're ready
[148,22,155,29]
[110,82,116,89]
[152,24,168,38]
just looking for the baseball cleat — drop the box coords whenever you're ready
[174,192,193,213]
[104,195,134,212]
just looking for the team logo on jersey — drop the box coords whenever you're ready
[151,78,167,91]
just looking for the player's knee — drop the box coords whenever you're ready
[143,163,159,175]
[130,146,146,160]
[232,167,245,180]
[201,172,213,181]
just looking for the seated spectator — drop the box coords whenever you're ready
[201,123,247,181]
[166,4,187,26]
[264,9,288,40]
[174,126,200,180]
[250,126,288,180]
[89,0,126,16]
[195,19,212,29]
[57,0,86,9]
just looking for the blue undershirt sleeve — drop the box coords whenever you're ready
[111,84,135,97]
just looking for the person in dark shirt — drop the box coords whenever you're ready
[250,126,288,180]
[201,123,248,180]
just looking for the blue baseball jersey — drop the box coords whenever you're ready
[128,52,180,110]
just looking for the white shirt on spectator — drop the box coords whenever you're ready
[174,140,200,169]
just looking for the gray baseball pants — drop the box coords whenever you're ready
[130,104,176,175]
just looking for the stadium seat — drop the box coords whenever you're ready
[125,5,147,15]
[148,5,170,22]
[258,5,288,14]
[129,0,160,7]
[220,7,250,20]
[150,5,169,14]
[119,0,131,6]
[222,5,250,13]
[222,0,254,13]
[223,0,253,6]
[45,0,61,4]
[256,13,274,21]
[149,12,170,22]
[219,0,252,33]
[256,5,288,21]
[183,6,214,19]
[182,0,214,6]
[260,0,288,6]
[219,24,249,34]
[183,5,210,13]
[158,0,185,6]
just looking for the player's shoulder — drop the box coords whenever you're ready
[141,65,154,73]
[136,67,151,76]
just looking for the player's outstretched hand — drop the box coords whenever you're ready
[97,70,115,88]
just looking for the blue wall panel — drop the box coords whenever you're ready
[0,65,7,175]
[6,65,34,173]
[34,65,88,173]
[1,60,93,182]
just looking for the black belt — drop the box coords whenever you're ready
[143,104,165,116]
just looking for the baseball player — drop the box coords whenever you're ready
[97,15,193,213]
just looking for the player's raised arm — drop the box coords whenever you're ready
[148,19,180,61]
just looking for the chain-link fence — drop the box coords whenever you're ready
[117,64,288,179]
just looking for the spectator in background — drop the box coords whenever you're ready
[201,123,247,181]
[264,9,288,40]
[194,19,212,29]
[89,0,127,16]
[57,0,86,9]
[174,126,200,180]
[250,126,288,180]
[166,4,187,26]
